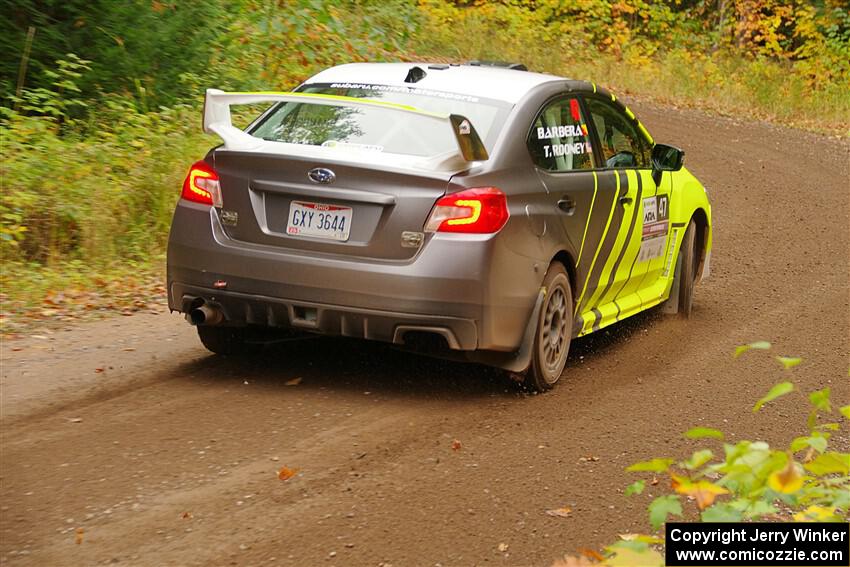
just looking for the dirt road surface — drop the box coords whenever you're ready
[2,102,849,567]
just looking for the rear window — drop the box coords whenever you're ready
[249,83,511,157]
[250,101,454,157]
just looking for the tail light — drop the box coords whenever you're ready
[424,187,509,234]
[181,160,222,207]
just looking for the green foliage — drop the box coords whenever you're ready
[684,427,724,440]
[626,458,674,473]
[624,480,645,496]
[647,495,682,530]
[417,1,849,133]
[585,347,850,566]
[734,340,772,357]
[0,96,212,265]
[753,381,795,411]
[8,54,92,123]
[777,356,803,369]
[215,0,419,92]
[1,0,234,109]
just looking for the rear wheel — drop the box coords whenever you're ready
[676,220,698,318]
[524,262,573,392]
[197,326,256,355]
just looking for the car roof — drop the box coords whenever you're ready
[304,62,566,104]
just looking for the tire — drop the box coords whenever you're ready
[676,220,698,318]
[524,262,573,392]
[197,326,256,356]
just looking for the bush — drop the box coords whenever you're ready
[555,342,850,567]
[1,92,211,265]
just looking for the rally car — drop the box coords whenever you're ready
[167,61,712,391]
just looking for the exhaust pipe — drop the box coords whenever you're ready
[187,302,224,326]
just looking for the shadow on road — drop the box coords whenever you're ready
[175,335,515,399]
[173,306,665,399]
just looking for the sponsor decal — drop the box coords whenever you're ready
[638,194,670,262]
[537,117,592,159]
[329,82,479,103]
[569,98,582,121]
[537,124,587,139]
[543,142,592,158]
[321,140,383,152]
[663,227,680,277]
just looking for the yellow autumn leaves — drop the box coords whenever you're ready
[668,449,820,512]
[670,475,729,510]
[766,455,804,494]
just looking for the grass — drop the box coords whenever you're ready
[410,8,850,136]
[0,259,166,336]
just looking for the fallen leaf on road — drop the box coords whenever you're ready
[94,368,105,373]
[278,466,298,480]
[451,439,462,451]
[182,511,193,519]
[618,534,663,544]
[68,417,83,423]
[546,507,572,518]
[11,347,22,352]
[578,455,599,462]
[75,528,84,544]
[578,548,604,561]
[284,377,303,386]
[497,542,509,552]
[31,335,47,340]
[650,476,659,486]
[122,347,136,352]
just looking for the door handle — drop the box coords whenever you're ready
[557,197,576,215]
[619,195,633,206]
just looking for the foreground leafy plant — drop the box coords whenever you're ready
[555,342,849,567]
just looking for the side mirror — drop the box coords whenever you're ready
[651,143,685,172]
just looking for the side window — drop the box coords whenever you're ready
[527,97,594,172]
[585,98,648,168]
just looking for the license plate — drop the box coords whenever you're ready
[286,201,352,241]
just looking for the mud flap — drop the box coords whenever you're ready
[496,287,546,373]
[662,250,683,314]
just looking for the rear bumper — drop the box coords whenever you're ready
[167,202,541,351]
[173,284,478,350]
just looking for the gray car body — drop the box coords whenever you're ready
[167,63,707,369]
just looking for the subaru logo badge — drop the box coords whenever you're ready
[307,167,335,184]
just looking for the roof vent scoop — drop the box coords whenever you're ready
[468,60,528,71]
[404,66,427,83]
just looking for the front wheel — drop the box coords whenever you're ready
[524,262,573,392]
[675,220,698,318]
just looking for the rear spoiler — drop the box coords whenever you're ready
[202,89,488,162]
